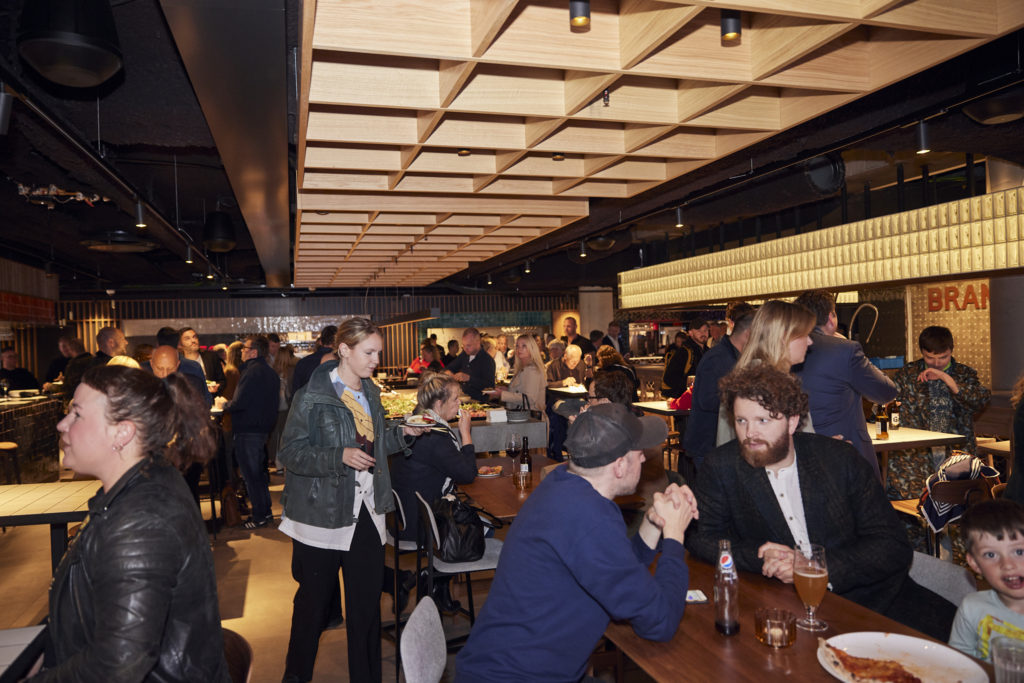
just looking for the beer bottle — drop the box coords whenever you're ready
[875,403,889,439]
[890,401,901,430]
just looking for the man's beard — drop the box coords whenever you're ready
[739,432,790,468]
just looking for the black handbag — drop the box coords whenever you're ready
[431,492,502,563]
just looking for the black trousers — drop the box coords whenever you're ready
[283,505,384,683]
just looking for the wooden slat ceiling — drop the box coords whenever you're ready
[295,0,1024,288]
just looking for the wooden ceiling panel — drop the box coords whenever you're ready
[296,0,1021,287]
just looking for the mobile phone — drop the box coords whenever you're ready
[686,589,709,604]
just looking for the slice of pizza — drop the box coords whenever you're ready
[818,638,922,683]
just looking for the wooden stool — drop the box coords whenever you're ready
[0,442,21,485]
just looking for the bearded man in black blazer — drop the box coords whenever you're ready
[687,363,955,641]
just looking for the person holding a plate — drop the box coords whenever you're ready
[278,317,426,683]
[391,371,478,613]
[484,334,547,420]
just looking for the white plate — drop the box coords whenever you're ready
[476,471,502,479]
[817,632,986,683]
[402,416,439,428]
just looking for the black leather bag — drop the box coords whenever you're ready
[432,493,501,563]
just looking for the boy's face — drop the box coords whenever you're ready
[967,531,1024,607]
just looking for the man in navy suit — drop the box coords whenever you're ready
[793,290,896,481]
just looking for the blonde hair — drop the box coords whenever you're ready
[107,354,141,369]
[735,300,815,373]
[1012,373,1024,409]
[511,334,546,376]
[336,317,381,351]
[416,371,461,413]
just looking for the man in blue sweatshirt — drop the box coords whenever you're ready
[455,402,698,682]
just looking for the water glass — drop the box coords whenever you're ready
[992,636,1024,683]
[513,470,530,491]
[754,608,796,649]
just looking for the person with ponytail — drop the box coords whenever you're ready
[31,365,229,682]
[278,317,425,683]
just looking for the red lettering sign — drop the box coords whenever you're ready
[925,284,989,312]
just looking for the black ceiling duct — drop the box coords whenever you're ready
[203,211,236,252]
[962,86,1024,125]
[679,153,846,228]
[17,0,123,89]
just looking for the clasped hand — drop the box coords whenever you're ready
[645,483,699,541]
[757,542,796,583]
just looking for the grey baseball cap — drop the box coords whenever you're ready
[564,402,667,468]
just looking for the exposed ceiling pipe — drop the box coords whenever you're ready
[2,84,226,279]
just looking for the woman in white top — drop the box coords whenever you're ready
[486,334,546,416]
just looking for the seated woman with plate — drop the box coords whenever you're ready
[391,371,478,613]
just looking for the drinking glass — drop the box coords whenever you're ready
[0,378,8,399]
[793,544,828,631]
[504,432,519,469]
[992,636,1024,683]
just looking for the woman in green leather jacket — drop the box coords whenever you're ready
[278,318,423,683]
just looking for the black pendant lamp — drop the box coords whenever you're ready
[18,0,123,88]
[203,211,236,253]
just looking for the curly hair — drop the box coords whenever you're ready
[719,363,809,430]
[591,370,634,407]
[596,345,624,368]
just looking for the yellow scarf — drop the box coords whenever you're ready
[340,389,375,457]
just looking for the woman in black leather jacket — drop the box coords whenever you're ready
[30,365,229,682]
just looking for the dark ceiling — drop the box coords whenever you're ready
[1,1,1023,299]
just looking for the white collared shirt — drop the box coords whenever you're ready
[764,453,811,553]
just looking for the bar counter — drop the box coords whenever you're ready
[0,395,63,484]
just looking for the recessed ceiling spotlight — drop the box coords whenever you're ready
[721,10,741,42]
[134,199,146,228]
[552,152,566,161]
[457,148,471,157]
[915,120,931,155]
[569,0,590,28]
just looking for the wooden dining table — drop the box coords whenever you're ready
[872,427,966,488]
[459,453,557,521]
[605,558,992,682]
[0,480,98,571]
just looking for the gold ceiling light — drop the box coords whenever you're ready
[457,148,471,157]
[552,152,566,161]
[569,0,590,28]
[721,10,741,43]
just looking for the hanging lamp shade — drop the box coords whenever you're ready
[203,211,236,252]
[17,0,123,88]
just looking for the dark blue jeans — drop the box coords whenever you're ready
[234,432,271,522]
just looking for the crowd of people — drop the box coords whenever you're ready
[10,299,1024,682]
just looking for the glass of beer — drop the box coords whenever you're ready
[793,543,828,631]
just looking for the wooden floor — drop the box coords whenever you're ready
[0,473,651,682]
